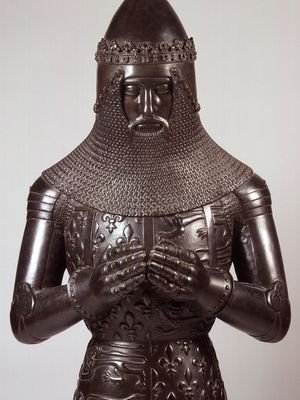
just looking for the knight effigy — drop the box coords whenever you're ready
[10,1,291,399]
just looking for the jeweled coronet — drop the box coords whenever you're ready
[95,38,197,64]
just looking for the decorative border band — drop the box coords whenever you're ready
[95,38,197,65]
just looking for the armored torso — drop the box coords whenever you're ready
[61,192,240,400]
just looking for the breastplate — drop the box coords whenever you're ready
[64,195,236,342]
[64,193,238,400]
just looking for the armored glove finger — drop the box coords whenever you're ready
[68,243,147,320]
[91,243,147,297]
[148,241,208,301]
[148,241,233,317]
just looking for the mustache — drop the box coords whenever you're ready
[128,114,170,134]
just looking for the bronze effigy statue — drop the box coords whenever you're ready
[10,1,291,399]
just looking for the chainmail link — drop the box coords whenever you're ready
[42,72,253,216]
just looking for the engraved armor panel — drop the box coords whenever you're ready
[74,337,226,400]
[63,194,238,399]
[64,194,238,343]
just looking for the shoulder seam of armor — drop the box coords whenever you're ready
[30,176,62,198]
[234,173,268,197]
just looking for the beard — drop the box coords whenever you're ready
[43,69,252,216]
[91,69,203,154]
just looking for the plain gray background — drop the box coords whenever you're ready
[1,0,299,399]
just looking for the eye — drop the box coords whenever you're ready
[155,83,172,95]
[124,85,141,96]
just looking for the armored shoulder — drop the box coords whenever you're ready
[28,176,70,230]
[27,177,61,221]
[234,174,272,219]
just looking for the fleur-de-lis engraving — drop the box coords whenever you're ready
[116,224,140,246]
[159,344,183,376]
[192,357,209,376]
[92,220,105,253]
[76,211,88,231]
[178,368,200,400]
[102,214,124,234]
[86,319,109,340]
[65,212,87,269]
[66,216,83,250]
[120,312,143,341]
[177,340,192,356]
[135,294,152,320]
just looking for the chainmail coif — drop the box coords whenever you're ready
[42,71,253,216]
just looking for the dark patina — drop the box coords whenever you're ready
[11,1,290,399]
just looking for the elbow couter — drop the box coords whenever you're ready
[257,304,291,344]
[10,309,46,345]
[269,306,291,344]
[10,282,45,344]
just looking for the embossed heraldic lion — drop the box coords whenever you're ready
[11,1,290,399]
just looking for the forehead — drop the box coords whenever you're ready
[124,76,171,86]
[122,64,172,78]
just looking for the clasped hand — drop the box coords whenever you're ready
[148,241,209,302]
[90,241,209,309]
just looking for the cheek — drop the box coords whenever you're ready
[123,96,143,121]
[153,94,173,118]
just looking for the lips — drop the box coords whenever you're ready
[136,122,163,133]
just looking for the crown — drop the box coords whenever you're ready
[95,38,197,65]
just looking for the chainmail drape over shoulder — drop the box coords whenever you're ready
[42,72,253,216]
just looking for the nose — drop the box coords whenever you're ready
[142,87,154,117]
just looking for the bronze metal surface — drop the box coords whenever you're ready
[10,1,290,399]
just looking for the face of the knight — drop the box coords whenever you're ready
[122,68,173,135]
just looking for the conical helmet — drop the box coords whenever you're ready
[96,0,196,65]
[95,0,197,97]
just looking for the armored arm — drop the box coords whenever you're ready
[10,177,147,344]
[10,177,81,344]
[218,174,291,342]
